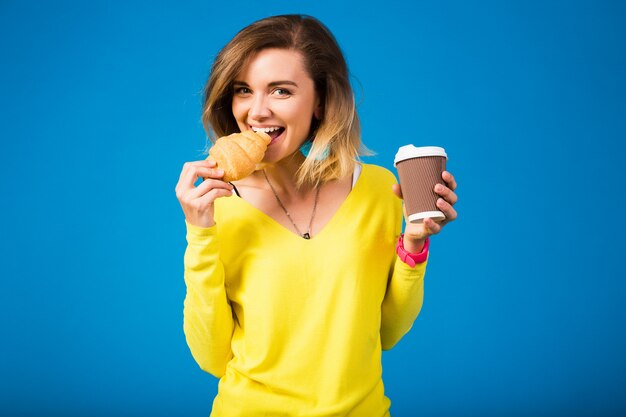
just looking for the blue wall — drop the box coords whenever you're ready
[1,1,625,415]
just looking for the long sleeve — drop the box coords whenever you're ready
[183,221,234,377]
[380,254,427,350]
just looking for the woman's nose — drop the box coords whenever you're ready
[248,94,272,120]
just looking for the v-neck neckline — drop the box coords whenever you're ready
[228,164,367,242]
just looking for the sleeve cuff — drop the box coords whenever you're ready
[185,220,217,242]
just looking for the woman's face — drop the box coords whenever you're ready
[231,48,320,163]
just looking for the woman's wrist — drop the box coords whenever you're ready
[397,234,430,267]
[403,234,426,254]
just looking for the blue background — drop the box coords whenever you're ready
[1,1,625,416]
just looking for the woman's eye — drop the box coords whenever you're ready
[234,87,251,95]
[273,88,291,96]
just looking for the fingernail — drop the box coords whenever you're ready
[435,184,443,192]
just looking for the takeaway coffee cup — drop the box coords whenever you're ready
[394,145,448,224]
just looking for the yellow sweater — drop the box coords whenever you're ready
[183,164,427,416]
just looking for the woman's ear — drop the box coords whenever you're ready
[313,95,323,120]
[314,104,322,120]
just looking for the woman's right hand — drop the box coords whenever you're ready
[175,159,234,228]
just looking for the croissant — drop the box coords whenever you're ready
[208,130,271,182]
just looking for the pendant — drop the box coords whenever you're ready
[302,232,311,239]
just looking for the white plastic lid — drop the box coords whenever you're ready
[394,145,447,166]
[408,210,446,223]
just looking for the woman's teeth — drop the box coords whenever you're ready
[252,126,281,133]
[252,126,285,141]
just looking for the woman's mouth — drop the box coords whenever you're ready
[251,126,285,145]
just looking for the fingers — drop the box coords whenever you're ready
[404,217,440,240]
[434,170,458,226]
[442,171,457,191]
[188,177,233,200]
[196,187,234,206]
[183,186,233,216]
[436,197,457,224]
[434,182,458,206]
[435,170,458,206]
[175,160,222,197]
[423,217,442,235]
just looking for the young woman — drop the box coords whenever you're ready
[175,14,458,416]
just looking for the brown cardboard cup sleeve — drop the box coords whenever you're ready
[394,145,448,224]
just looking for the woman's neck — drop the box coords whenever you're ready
[259,152,313,198]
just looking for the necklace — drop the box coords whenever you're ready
[262,169,320,239]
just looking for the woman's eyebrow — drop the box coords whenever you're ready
[268,80,298,87]
[233,80,298,87]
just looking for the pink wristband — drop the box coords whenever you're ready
[396,234,430,267]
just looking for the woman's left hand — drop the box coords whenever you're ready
[392,170,458,253]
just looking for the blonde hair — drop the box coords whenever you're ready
[201,14,369,187]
